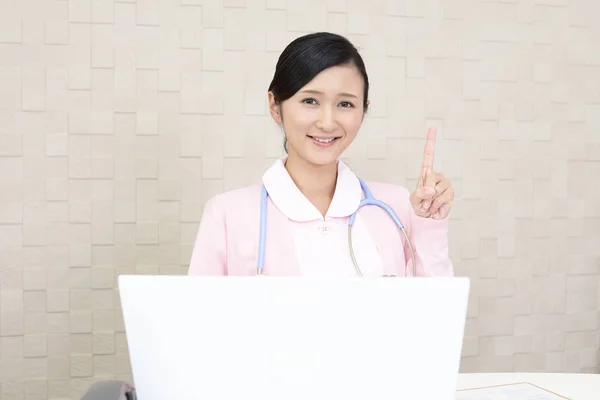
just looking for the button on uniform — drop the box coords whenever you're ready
[318,224,330,235]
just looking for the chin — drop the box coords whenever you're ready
[301,147,343,167]
[288,136,348,167]
[305,154,339,166]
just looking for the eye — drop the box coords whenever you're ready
[302,98,318,105]
[339,101,354,108]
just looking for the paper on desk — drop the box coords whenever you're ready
[455,382,570,399]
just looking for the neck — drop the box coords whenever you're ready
[284,153,338,216]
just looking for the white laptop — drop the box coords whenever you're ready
[118,275,470,400]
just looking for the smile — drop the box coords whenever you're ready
[307,135,340,146]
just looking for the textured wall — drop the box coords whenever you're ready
[1,0,600,398]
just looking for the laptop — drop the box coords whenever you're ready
[118,275,470,400]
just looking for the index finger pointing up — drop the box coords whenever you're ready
[420,127,437,185]
[421,127,436,173]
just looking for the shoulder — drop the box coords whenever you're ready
[358,180,417,224]
[202,184,263,218]
[363,180,450,231]
[362,180,411,205]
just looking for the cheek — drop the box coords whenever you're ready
[340,113,364,135]
[283,110,313,134]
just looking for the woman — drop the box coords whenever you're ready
[188,32,454,277]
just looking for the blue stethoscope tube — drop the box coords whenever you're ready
[256,179,417,277]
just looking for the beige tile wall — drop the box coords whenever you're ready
[1,0,600,398]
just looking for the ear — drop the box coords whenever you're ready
[362,99,371,121]
[268,91,283,125]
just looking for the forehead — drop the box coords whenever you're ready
[300,65,364,96]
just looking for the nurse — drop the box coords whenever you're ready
[188,32,454,277]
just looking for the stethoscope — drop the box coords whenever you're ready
[256,178,417,277]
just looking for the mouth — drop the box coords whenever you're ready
[307,135,341,147]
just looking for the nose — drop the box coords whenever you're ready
[316,107,337,132]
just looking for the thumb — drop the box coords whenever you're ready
[410,186,436,208]
[415,186,435,200]
[411,171,436,209]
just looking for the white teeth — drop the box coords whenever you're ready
[314,137,334,143]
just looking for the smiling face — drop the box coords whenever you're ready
[268,64,367,167]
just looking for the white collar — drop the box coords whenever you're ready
[261,157,362,222]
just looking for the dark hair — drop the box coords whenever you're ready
[267,32,370,152]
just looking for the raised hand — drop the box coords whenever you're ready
[409,128,454,220]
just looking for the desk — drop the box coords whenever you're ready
[457,373,600,399]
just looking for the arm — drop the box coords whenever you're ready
[187,196,228,276]
[405,127,454,277]
[406,208,454,277]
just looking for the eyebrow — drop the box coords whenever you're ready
[299,89,359,99]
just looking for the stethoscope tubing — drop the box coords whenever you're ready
[256,180,417,277]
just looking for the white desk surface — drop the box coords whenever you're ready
[457,373,600,399]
